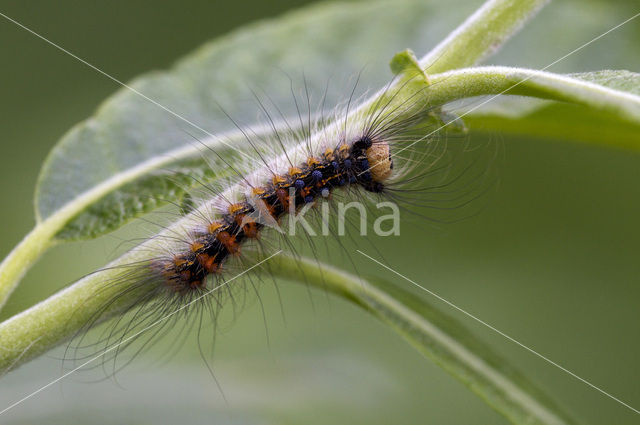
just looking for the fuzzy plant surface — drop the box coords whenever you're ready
[0,0,639,424]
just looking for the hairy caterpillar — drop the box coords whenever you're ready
[60,70,492,375]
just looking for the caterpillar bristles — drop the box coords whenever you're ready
[62,73,494,375]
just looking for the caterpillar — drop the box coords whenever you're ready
[159,136,392,289]
[65,73,491,373]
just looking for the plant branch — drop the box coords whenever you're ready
[0,225,58,311]
[428,66,640,124]
[420,0,550,73]
[0,248,151,374]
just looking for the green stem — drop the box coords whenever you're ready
[428,67,640,124]
[420,0,550,73]
[0,224,58,310]
[0,248,151,373]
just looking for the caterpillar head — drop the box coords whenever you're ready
[366,141,393,182]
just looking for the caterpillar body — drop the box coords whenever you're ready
[159,136,393,292]
[115,78,431,298]
[67,75,487,369]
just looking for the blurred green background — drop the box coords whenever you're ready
[0,0,638,424]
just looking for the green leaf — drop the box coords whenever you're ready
[390,49,430,81]
[572,70,640,96]
[34,0,483,242]
[33,0,640,244]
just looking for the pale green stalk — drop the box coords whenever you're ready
[420,0,550,73]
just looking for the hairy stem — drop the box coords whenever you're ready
[420,0,550,73]
[0,225,58,311]
[0,249,150,374]
[428,66,640,124]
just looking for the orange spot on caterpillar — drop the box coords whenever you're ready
[197,253,221,273]
[233,213,259,238]
[208,221,223,234]
[306,157,320,167]
[252,187,266,196]
[228,203,246,215]
[264,202,277,219]
[276,188,290,210]
[173,257,187,267]
[217,231,240,255]
[272,175,287,186]
[243,221,260,238]
[338,144,350,157]
[190,242,205,253]
[288,166,302,177]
